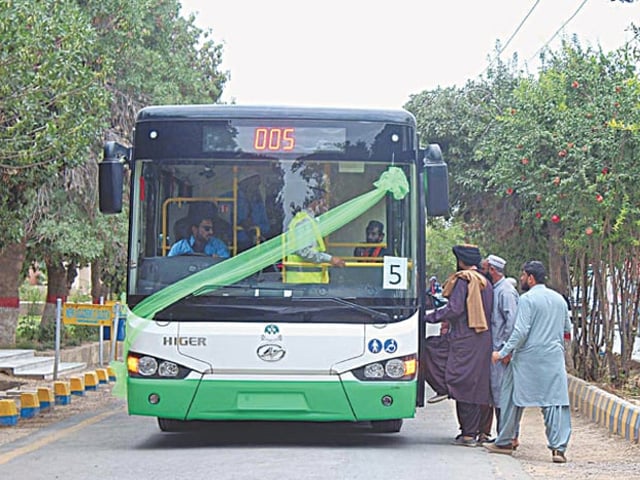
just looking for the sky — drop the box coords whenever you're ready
[180,1,637,109]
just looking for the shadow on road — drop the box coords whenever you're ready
[136,421,409,449]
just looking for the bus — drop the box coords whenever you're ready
[99,105,448,433]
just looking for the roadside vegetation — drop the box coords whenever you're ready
[0,1,638,394]
[416,25,640,391]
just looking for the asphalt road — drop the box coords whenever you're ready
[0,396,531,480]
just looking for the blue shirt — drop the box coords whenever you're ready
[168,235,230,258]
[222,190,270,246]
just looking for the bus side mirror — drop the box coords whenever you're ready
[99,141,130,214]
[422,144,449,217]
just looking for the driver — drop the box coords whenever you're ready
[168,212,230,259]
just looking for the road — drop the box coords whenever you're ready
[0,396,530,480]
[2,383,640,480]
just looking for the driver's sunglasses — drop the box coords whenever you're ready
[200,225,213,232]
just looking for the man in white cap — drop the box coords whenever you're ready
[478,254,520,446]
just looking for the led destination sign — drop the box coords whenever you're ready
[203,124,346,154]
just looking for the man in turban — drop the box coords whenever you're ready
[424,244,494,447]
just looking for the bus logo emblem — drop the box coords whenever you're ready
[257,344,286,362]
[264,324,279,335]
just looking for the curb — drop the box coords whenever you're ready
[568,374,640,443]
[0,368,115,429]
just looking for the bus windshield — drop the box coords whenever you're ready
[127,113,420,322]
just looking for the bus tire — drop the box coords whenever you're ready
[370,419,403,433]
[157,417,188,432]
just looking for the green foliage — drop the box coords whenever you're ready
[15,314,99,348]
[0,0,109,244]
[426,218,467,280]
[15,316,39,342]
[409,34,640,384]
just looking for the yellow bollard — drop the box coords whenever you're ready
[54,381,71,405]
[37,387,55,411]
[19,392,40,419]
[70,376,85,396]
[0,399,19,426]
[84,372,99,391]
[107,366,117,382]
[96,368,109,384]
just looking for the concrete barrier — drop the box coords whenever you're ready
[37,386,54,411]
[54,381,71,405]
[569,374,640,443]
[19,392,40,419]
[0,399,19,426]
[84,372,99,391]
[69,376,85,396]
[96,368,109,384]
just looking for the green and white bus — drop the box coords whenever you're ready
[99,105,448,433]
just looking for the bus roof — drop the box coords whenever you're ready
[136,104,416,125]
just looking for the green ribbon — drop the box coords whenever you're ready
[111,166,410,397]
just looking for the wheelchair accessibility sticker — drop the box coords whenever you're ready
[384,339,398,354]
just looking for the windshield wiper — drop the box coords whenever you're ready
[291,297,391,322]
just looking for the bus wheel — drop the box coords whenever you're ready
[370,419,403,433]
[157,417,188,432]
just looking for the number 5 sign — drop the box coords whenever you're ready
[383,256,408,290]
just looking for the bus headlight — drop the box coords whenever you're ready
[158,361,180,377]
[363,363,385,379]
[127,352,191,379]
[385,359,405,379]
[351,354,417,381]
[138,356,158,376]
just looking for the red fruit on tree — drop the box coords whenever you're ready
[602,167,609,175]
[506,188,514,195]
[567,142,574,148]
[571,81,580,88]
[596,194,603,203]
[551,214,561,223]
[521,157,529,165]
[553,176,561,186]
[585,227,593,235]
[535,195,542,202]
[535,212,542,219]
[558,149,567,158]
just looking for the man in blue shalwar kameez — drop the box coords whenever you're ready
[485,260,572,463]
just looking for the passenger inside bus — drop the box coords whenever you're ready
[354,220,391,257]
[283,186,345,284]
[168,203,230,259]
[220,172,270,252]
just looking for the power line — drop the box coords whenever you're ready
[528,0,589,62]
[482,0,542,75]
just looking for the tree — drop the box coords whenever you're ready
[0,0,108,345]
[409,31,640,386]
[78,0,228,306]
[479,39,640,384]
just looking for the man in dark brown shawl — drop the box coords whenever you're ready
[424,244,494,447]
